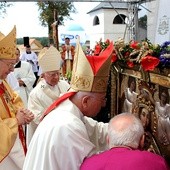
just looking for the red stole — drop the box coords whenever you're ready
[41,91,77,121]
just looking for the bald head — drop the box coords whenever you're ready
[70,91,106,117]
[110,113,135,131]
[108,113,144,149]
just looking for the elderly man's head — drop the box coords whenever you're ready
[42,70,60,87]
[107,113,144,149]
[70,91,107,117]
[38,46,61,86]
[0,59,16,79]
[0,26,16,80]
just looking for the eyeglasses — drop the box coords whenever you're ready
[90,96,107,103]
[90,96,107,107]
[46,72,60,78]
[16,53,20,56]
[0,60,15,69]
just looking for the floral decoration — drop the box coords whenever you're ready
[94,39,118,63]
[159,41,170,68]
[141,55,160,71]
[93,38,170,72]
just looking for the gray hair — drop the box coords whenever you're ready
[108,113,144,149]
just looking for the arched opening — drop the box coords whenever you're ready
[113,14,126,24]
[93,16,100,26]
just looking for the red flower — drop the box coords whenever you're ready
[141,55,160,71]
[94,43,102,55]
[105,39,110,45]
[124,51,130,59]
[111,53,117,63]
[127,61,134,68]
[130,41,141,50]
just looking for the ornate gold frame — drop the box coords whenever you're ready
[110,66,170,165]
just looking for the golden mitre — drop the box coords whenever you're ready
[38,47,48,60]
[70,40,114,92]
[38,46,61,73]
[0,26,16,60]
[0,32,5,41]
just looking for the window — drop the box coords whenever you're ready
[113,14,126,24]
[93,16,100,25]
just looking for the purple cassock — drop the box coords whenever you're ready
[80,147,169,170]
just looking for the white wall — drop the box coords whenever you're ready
[147,1,159,43]
[88,7,129,49]
[148,0,170,44]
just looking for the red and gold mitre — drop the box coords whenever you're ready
[70,40,114,92]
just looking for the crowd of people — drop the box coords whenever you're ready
[0,26,169,170]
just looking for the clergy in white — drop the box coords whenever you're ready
[23,40,114,170]
[14,48,36,108]
[24,98,108,170]
[26,46,70,145]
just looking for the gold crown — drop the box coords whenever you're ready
[70,40,114,92]
[0,26,16,60]
[138,103,154,113]
[138,80,156,96]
